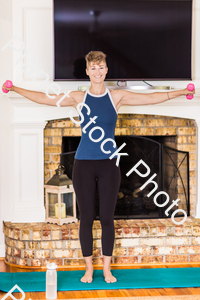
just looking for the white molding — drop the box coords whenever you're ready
[11,121,47,128]
[12,0,53,86]
[12,206,45,223]
[22,7,53,81]
[11,122,46,223]
[4,89,200,119]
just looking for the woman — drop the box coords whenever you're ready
[2,51,195,284]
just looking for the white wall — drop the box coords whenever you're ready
[0,0,200,258]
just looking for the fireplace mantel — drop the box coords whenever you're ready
[3,88,200,227]
[6,87,200,120]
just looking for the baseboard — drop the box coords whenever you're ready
[4,259,200,270]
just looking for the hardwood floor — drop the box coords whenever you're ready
[1,260,200,299]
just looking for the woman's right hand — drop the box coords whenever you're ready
[2,81,14,92]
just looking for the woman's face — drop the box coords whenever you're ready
[86,61,108,83]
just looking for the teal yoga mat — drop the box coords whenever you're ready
[1,268,200,293]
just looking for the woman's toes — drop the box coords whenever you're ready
[104,270,117,283]
[80,270,93,283]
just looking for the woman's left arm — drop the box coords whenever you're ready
[116,87,195,108]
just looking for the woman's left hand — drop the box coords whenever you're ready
[182,86,195,97]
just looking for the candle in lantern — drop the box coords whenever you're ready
[55,203,66,218]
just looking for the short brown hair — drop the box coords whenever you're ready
[85,51,107,69]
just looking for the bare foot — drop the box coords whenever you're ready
[80,268,93,283]
[103,269,117,283]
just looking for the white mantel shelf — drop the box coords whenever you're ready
[5,88,200,121]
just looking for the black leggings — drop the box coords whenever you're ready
[72,158,121,257]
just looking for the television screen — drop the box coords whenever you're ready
[53,0,192,81]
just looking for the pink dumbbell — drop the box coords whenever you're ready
[186,83,195,100]
[2,80,13,93]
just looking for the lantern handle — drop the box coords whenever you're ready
[58,164,65,170]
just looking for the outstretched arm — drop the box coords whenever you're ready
[116,87,195,108]
[2,82,77,107]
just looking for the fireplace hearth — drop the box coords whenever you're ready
[61,135,190,220]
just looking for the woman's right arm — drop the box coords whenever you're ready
[2,83,77,107]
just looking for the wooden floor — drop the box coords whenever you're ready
[1,260,200,299]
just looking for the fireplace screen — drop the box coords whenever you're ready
[61,136,190,220]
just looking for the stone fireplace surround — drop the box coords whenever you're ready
[2,87,200,267]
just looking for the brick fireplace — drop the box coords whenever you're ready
[44,114,196,216]
[2,88,200,266]
[3,110,199,267]
[1,0,200,267]
[4,217,200,267]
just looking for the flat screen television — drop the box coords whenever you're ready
[53,0,192,81]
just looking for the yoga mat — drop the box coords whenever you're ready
[0,268,200,293]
